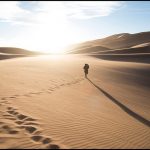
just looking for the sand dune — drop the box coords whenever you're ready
[0,47,41,55]
[0,47,42,55]
[132,42,150,48]
[68,45,111,54]
[0,55,150,149]
[70,31,150,50]
[93,32,150,49]
[89,53,150,64]
[0,47,42,60]
[96,45,150,54]
[88,44,150,63]
[0,54,27,60]
[67,31,150,64]
[68,32,150,57]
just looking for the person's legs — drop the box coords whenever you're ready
[84,70,88,78]
[86,70,88,78]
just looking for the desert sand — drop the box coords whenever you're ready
[0,54,150,149]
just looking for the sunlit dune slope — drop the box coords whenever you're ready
[69,45,111,54]
[68,31,150,54]
[67,31,150,63]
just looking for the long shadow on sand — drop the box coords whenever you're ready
[87,78,150,127]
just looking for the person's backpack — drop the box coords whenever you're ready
[85,64,89,69]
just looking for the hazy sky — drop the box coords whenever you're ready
[0,1,149,53]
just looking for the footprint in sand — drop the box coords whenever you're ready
[15,120,24,125]
[1,124,19,135]
[22,125,37,134]
[66,83,71,86]
[31,135,52,144]
[9,96,16,99]
[7,109,19,116]
[17,114,28,120]
[4,108,18,120]
[1,96,18,104]
[42,137,52,144]
[14,95,20,97]
[7,107,14,110]
[6,109,40,134]
[46,144,60,149]
[0,121,4,125]
[9,130,19,134]
[31,135,43,142]
[31,135,60,149]
[4,106,62,149]
[15,122,37,133]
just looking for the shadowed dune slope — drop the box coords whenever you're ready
[90,53,150,64]
[97,45,150,54]
[0,47,43,60]
[0,54,28,60]
[0,47,42,55]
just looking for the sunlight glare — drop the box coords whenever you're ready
[24,3,75,54]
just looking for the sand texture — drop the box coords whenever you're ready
[0,55,150,149]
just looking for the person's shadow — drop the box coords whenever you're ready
[87,78,150,127]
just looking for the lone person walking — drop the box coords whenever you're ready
[83,64,89,78]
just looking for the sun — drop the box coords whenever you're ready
[35,26,73,54]
[9,2,83,54]
[20,7,77,54]
[33,23,79,54]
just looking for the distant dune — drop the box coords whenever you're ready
[89,44,150,63]
[91,32,150,49]
[69,45,111,54]
[68,31,150,53]
[131,42,150,48]
[90,53,150,64]
[98,45,150,54]
[0,47,42,55]
[0,47,42,60]
[67,31,150,63]
[0,53,27,60]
